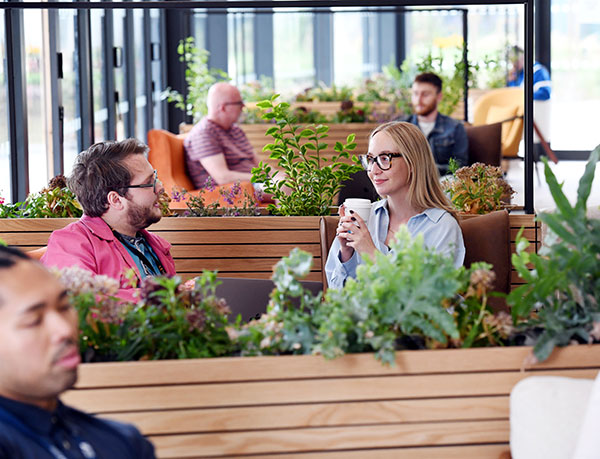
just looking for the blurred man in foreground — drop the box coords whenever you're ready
[0,245,155,457]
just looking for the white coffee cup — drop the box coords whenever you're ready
[343,198,372,222]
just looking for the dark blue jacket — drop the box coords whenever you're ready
[0,395,155,459]
[402,113,469,175]
[508,61,551,101]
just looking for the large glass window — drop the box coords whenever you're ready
[24,9,48,193]
[59,9,79,176]
[273,10,314,95]
[333,9,365,86]
[0,10,9,200]
[228,10,255,84]
[113,8,128,139]
[150,9,164,130]
[91,9,108,143]
[551,0,600,151]
[134,9,148,141]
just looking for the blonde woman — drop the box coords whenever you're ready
[325,121,465,290]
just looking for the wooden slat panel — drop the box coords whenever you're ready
[170,244,321,258]
[0,218,77,231]
[174,257,320,273]
[63,368,598,413]
[237,444,510,459]
[178,271,322,282]
[510,227,536,240]
[149,216,322,231]
[148,420,510,458]
[510,242,536,254]
[153,230,320,244]
[70,345,600,389]
[103,396,509,435]
[2,232,55,245]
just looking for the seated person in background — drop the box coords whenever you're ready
[507,45,552,160]
[400,72,468,175]
[41,139,176,302]
[184,82,259,188]
[0,246,155,457]
[325,121,465,290]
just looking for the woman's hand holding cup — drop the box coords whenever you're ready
[336,200,377,262]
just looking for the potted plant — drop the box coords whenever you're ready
[442,161,516,214]
[162,36,229,125]
[508,144,600,362]
[250,96,363,216]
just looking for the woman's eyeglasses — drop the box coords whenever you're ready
[359,153,404,171]
[126,170,158,193]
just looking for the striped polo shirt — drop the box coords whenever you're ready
[183,118,257,188]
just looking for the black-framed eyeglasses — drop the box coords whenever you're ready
[223,100,245,107]
[126,170,158,193]
[359,153,404,171]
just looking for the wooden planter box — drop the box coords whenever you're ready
[241,122,377,167]
[0,212,540,289]
[61,345,600,458]
[0,216,324,282]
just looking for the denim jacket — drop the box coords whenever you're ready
[403,113,469,175]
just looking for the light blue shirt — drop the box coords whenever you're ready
[325,199,465,290]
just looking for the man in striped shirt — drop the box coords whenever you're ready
[184,82,259,188]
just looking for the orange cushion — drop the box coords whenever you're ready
[147,129,195,193]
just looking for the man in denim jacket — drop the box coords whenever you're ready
[400,72,468,176]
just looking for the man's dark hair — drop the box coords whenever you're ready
[68,138,149,217]
[0,245,29,270]
[414,72,443,93]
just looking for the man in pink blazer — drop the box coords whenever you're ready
[41,138,176,302]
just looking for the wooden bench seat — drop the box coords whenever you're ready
[61,345,600,458]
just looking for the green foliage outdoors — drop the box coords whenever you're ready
[251,95,363,216]
[162,37,229,123]
[0,175,82,218]
[508,145,600,362]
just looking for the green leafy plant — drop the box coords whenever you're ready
[240,75,275,102]
[508,145,600,362]
[162,37,229,123]
[229,229,504,366]
[0,175,82,218]
[443,161,515,214]
[171,179,261,217]
[295,83,354,102]
[56,266,234,361]
[251,95,362,216]
[227,248,322,356]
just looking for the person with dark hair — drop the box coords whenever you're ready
[0,246,155,457]
[400,72,468,175]
[508,45,552,160]
[41,139,176,301]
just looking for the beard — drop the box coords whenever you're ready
[413,99,438,117]
[127,199,161,231]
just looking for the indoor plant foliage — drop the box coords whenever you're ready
[162,37,229,123]
[0,175,82,218]
[443,160,515,214]
[229,229,509,365]
[509,145,600,362]
[57,266,233,361]
[251,95,363,216]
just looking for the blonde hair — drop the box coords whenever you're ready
[370,121,457,219]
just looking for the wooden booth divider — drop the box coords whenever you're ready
[0,212,540,290]
[61,345,600,458]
